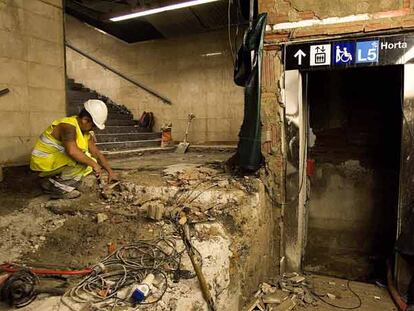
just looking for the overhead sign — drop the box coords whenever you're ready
[310,44,331,66]
[333,42,354,65]
[356,40,379,63]
[284,34,414,70]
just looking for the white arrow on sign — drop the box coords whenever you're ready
[294,49,306,65]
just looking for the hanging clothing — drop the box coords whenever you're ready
[30,116,95,180]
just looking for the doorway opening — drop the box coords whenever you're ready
[303,65,403,281]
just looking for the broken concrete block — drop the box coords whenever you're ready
[260,282,276,294]
[288,275,305,284]
[262,290,289,304]
[327,293,336,300]
[146,203,165,221]
[244,297,265,311]
[268,298,296,311]
[97,213,108,223]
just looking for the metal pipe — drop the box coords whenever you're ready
[65,43,172,105]
[249,0,254,27]
[387,259,407,311]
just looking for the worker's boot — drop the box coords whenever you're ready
[42,177,81,199]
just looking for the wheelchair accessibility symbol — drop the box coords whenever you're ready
[333,42,355,65]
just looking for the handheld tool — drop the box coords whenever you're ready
[180,222,216,311]
[176,113,195,154]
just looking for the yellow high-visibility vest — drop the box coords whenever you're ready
[30,116,91,173]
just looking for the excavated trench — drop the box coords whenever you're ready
[0,152,279,311]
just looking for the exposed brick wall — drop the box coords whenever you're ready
[258,0,414,271]
[262,0,404,25]
[259,2,414,200]
[260,49,284,207]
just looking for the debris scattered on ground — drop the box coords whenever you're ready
[0,153,273,311]
[96,212,108,223]
[246,273,319,310]
[326,293,336,300]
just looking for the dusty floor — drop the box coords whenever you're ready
[0,151,400,310]
[297,275,397,311]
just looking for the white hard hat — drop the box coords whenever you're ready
[84,99,108,130]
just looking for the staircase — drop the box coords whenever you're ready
[66,78,170,157]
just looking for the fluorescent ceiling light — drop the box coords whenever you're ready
[110,0,221,22]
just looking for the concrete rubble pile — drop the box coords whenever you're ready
[246,273,319,311]
[100,163,258,224]
[0,161,265,310]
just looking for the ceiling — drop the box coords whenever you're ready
[65,0,250,43]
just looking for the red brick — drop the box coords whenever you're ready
[363,20,398,32]
[262,51,279,92]
[290,22,365,38]
[264,32,290,43]
[372,8,410,19]
[400,13,414,28]
[264,44,282,51]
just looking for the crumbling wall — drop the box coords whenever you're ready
[258,0,414,275]
[262,0,403,24]
[0,0,65,166]
[262,0,414,42]
[65,15,244,144]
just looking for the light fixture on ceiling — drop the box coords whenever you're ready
[110,0,221,22]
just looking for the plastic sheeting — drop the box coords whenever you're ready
[233,13,267,172]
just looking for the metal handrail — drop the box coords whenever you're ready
[65,43,172,105]
[0,88,9,97]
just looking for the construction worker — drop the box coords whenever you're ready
[30,99,117,199]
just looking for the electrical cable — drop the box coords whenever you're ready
[61,237,197,311]
[313,280,362,310]
[0,270,39,308]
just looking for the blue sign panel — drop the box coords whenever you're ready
[356,40,379,63]
[333,42,355,65]
[284,34,413,70]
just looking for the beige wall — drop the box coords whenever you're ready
[0,0,65,166]
[65,15,244,143]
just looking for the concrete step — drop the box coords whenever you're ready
[68,102,132,115]
[107,113,133,120]
[95,132,161,143]
[100,126,152,134]
[66,107,133,121]
[96,139,161,151]
[67,90,98,99]
[67,82,85,90]
[106,119,137,126]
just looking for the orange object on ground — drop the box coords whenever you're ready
[0,263,92,276]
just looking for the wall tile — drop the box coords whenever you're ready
[27,37,64,67]
[0,57,27,86]
[0,29,26,60]
[29,87,65,112]
[0,84,28,112]
[28,62,64,90]
[0,111,30,137]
